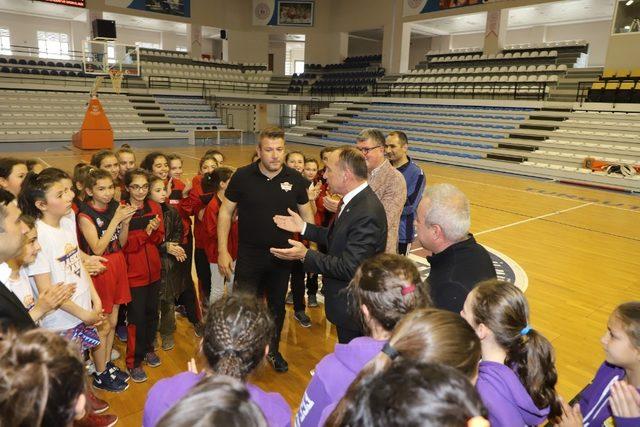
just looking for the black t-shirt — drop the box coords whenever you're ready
[226,161,309,250]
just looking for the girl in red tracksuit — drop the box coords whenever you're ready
[141,152,202,335]
[77,168,136,392]
[122,168,164,383]
[202,167,237,305]
[183,153,219,303]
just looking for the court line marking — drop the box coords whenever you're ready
[427,173,639,213]
[475,202,594,236]
[37,157,51,167]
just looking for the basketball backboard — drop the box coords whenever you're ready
[82,39,140,76]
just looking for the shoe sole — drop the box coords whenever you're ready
[294,316,312,328]
[308,303,319,308]
[145,361,161,368]
[104,418,119,427]
[129,375,148,383]
[92,382,130,393]
[162,345,175,351]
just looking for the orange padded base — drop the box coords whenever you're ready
[72,97,114,150]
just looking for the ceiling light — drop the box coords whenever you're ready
[626,0,634,6]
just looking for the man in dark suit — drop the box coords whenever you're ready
[271,146,387,343]
[0,189,72,331]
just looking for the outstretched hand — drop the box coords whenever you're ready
[273,208,305,234]
[270,239,308,261]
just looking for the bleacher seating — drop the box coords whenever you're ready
[587,68,640,103]
[154,95,223,132]
[0,89,184,142]
[286,99,640,191]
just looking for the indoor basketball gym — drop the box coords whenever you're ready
[0,0,638,426]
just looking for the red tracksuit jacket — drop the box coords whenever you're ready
[123,199,165,287]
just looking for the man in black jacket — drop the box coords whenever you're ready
[271,146,387,343]
[414,183,496,313]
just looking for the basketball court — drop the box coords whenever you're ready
[7,141,636,425]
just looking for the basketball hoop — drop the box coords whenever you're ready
[108,69,124,94]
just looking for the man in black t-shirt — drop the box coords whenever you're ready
[217,127,315,373]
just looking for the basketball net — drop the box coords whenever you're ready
[109,69,124,94]
[90,76,105,98]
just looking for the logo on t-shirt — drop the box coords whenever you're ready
[281,182,293,192]
[57,244,82,278]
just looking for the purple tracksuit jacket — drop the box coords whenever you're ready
[142,371,291,427]
[579,361,640,427]
[296,336,386,427]
[476,361,550,427]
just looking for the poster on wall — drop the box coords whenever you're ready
[253,0,314,26]
[403,0,509,17]
[105,0,190,18]
[37,0,86,7]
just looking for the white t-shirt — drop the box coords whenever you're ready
[27,216,92,331]
[0,263,35,311]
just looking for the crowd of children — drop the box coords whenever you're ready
[0,147,638,427]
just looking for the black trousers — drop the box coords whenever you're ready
[337,325,363,344]
[194,247,211,302]
[126,280,160,369]
[177,238,200,324]
[398,242,410,256]
[306,273,319,296]
[290,260,306,312]
[234,247,292,355]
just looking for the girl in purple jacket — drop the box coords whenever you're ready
[460,279,562,427]
[556,301,640,427]
[327,307,482,425]
[143,294,291,427]
[296,253,431,427]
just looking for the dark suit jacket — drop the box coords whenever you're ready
[303,186,387,329]
[0,281,36,332]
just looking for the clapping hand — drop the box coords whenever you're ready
[146,215,161,235]
[307,182,321,201]
[84,255,107,276]
[610,380,640,418]
[554,398,583,427]
[167,242,187,262]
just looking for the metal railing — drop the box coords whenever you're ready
[372,81,549,100]
[149,74,289,95]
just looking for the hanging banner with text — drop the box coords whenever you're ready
[403,0,509,17]
[105,0,190,18]
[253,0,314,27]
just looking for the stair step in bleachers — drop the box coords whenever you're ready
[153,94,224,131]
[286,99,640,192]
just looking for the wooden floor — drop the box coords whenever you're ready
[11,142,640,426]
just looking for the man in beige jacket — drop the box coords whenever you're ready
[355,129,406,253]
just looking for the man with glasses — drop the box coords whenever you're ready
[355,129,406,254]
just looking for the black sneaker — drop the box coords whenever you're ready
[92,370,129,393]
[285,292,294,305]
[145,351,161,367]
[115,325,127,342]
[307,294,319,307]
[107,361,130,383]
[267,352,289,373]
[128,366,148,383]
[294,311,312,328]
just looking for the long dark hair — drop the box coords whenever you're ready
[349,253,431,334]
[470,279,562,418]
[0,157,26,179]
[157,375,267,427]
[0,329,85,427]
[201,167,234,194]
[202,294,274,381]
[327,308,481,425]
[18,168,70,218]
[336,362,487,427]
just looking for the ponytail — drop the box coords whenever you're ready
[328,308,481,425]
[18,168,69,219]
[202,167,234,194]
[0,329,85,427]
[470,279,561,419]
[201,293,274,381]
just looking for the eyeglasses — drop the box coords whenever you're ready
[357,145,383,155]
[129,184,149,191]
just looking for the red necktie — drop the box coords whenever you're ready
[328,198,344,227]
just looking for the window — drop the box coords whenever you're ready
[107,45,115,64]
[0,28,11,55]
[294,60,305,75]
[37,31,70,59]
[135,41,161,50]
[176,46,188,52]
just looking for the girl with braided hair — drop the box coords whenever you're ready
[143,293,291,427]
